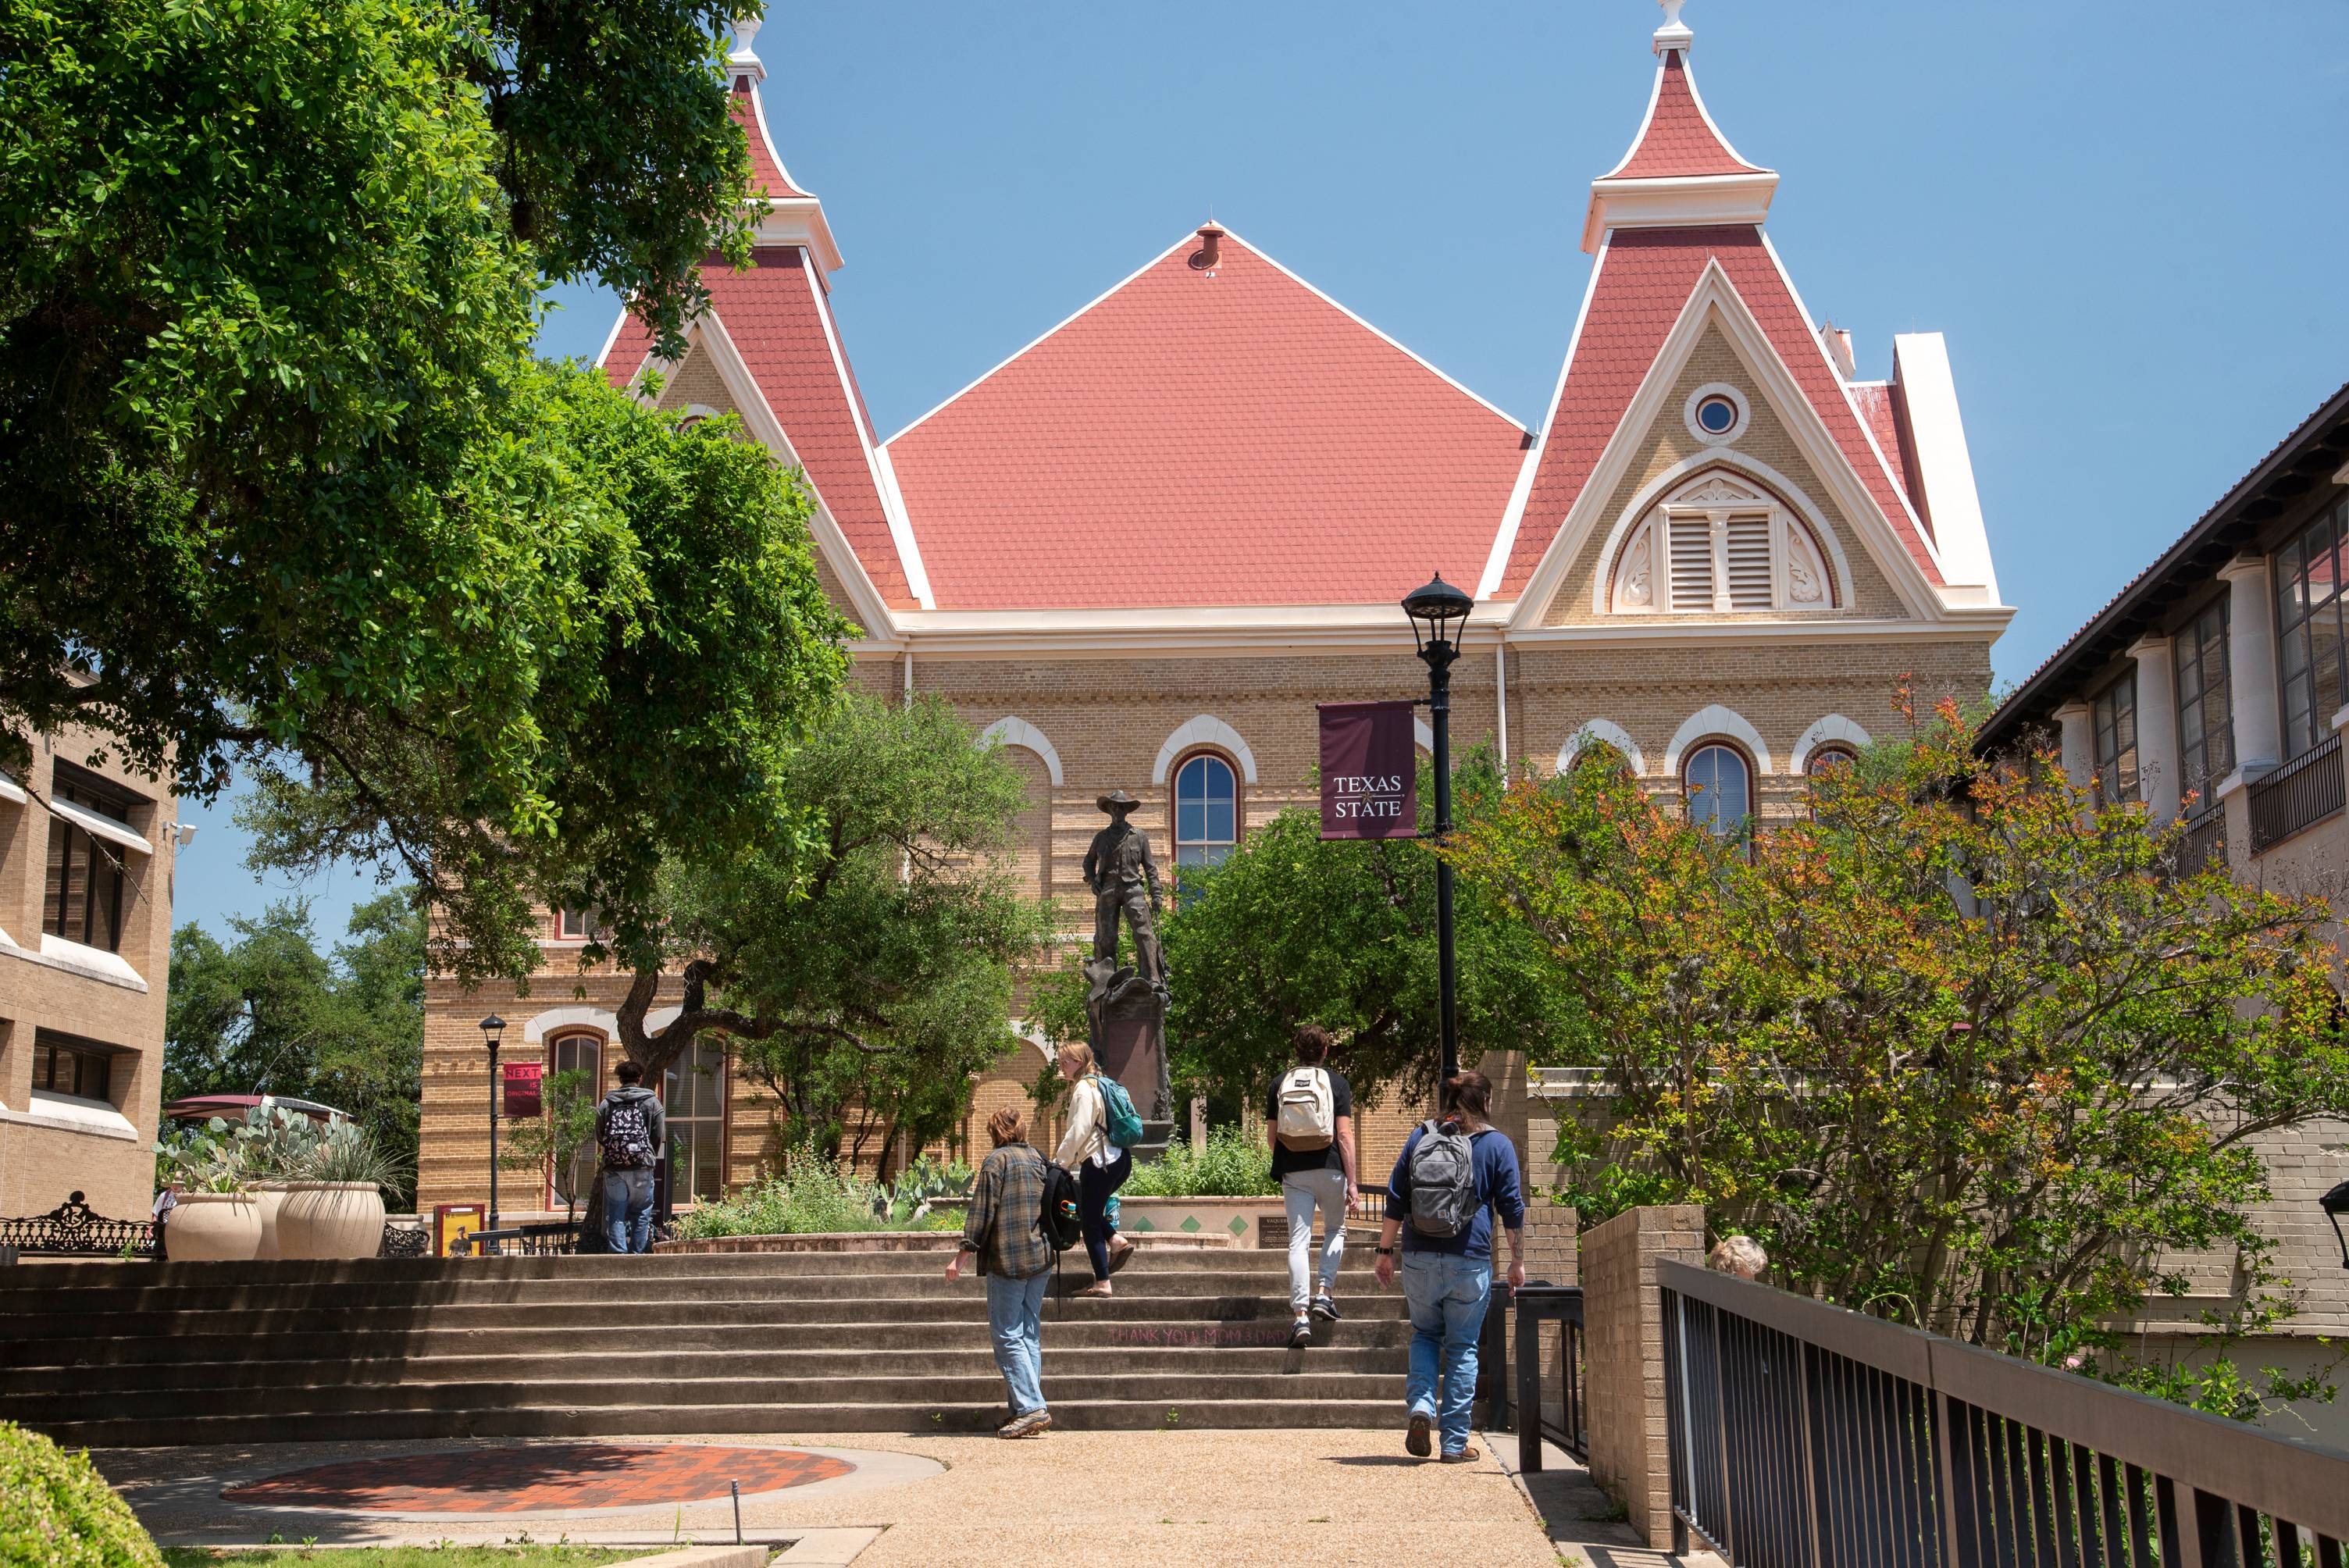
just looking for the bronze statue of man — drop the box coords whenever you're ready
[1083,789,1164,991]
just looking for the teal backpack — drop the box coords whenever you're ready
[1092,1074,1146,1150]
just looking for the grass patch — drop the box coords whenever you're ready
[161,1548,649,1567]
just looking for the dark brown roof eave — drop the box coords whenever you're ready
[1977,380,2349,756]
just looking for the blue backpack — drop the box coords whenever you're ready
[1092,1074,1146,1150]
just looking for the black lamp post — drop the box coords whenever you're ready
[2323,1180,2349,1270]
[1403,572,1474,1088]
[478,1014,506,1235]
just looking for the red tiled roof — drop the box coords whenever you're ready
[1848,380,1927,538]
[599,311,656,388]
[880,234,1528,611]
[734,78,810,201]
[1499,226,1941,597]
[1602,52,1767,181]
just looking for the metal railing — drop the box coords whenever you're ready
[2248,736,2345,852]
[456,1221,582,1257]
[2176,804,2227,878]
[0,1192,155,1260]
[1513,1285,1588,1471]
[1660,1260,2349,1567]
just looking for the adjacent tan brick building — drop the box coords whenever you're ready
[419,12,2009,1217]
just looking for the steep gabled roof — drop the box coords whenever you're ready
[1601,50,1769,181]
[1489,226,1942,599]
[878,230,1528,612]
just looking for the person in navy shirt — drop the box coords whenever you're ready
[1373,1070,1526,1462]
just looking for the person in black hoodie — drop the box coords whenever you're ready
[594,1060,668,1253]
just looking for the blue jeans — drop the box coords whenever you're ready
[601,1168,654,1253]
[1401,1251,1491,1455]
[986,1270,1051,1417]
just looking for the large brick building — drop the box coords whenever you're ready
[416,6,2010,1214]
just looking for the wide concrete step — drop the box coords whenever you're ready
[0,1336,1409,1395]
[25,1396,1413,1447]
[0,1292,1408,1344]
[2,1313,1417,1370]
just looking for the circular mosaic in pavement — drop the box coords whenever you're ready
[222,1443,854,1515]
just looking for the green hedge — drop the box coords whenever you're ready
[0,1420,164,1568]
[1122,1125,1278,1197]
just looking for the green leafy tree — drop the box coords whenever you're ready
[1153,744,1587,1117]
[164,895,425,1204]
[2,0,843,978]
[497,1068,601,1220]
[610,693,1056,1180]
[1447,697,2349,1410]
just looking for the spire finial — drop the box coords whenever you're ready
[729,14,766,83]
[1653,0,1693,55]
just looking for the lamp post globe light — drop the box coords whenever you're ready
[478,1014,506,1238]
[1402,572,1474,1087]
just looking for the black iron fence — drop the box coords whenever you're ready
[2177,804,2228,878]
[1513,1284,1588,1472]
[455,1221,583,1257]
[0,1192,155,1260]
[2248,736,2344,852]
[1660,1260,2349,1567]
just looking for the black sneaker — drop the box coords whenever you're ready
[1289,1316,1312,1349]
[1406,1412,1432,1458]
[1310,1292,1342,1322]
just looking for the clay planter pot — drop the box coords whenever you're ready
[275,1182,387,1260]
[251,1183,290,1260]
[166,1192,263,1263]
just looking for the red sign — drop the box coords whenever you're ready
[501,1061,542,1118]
[1318,700,1420,840]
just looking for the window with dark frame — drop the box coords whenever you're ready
[2091,672,2140,805]
[556,907,602,941]
[2274,497,2349,759]
[41,766,137,953]
[547,1031,604,1206]
[662,1035,726,1205]
[1684,743,1752,841]
[1805,745,1858,778]
[2174,597,2235,813]
[31,1028,116,1104]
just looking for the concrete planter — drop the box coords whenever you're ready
[1115,1194,1283,1247]
[251,1183,290,1260]
[166,1192,262,1262]
[275,1182,387,1260]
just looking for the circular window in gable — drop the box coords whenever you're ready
[1683,383,1749,447]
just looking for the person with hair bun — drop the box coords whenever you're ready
[948,1103,1056,1438]
[1054,1042,1135,1295]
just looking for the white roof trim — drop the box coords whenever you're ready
[1665,704,1773,776]
[1153,716,1260,786]
[1481,236,1611,600]
[49,794,150,855]
[1559,720,1648,777]
[1891,333,1998,600]
[978,718,1066,786]
[1788,714,1873,774]
[686,305,901,637]
[1679,50,1764,174]
[592,308,631,370]
[800,250,933,609]
[1596,57,1671,181]
[0,770,24,806]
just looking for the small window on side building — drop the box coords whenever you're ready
[2091,672,2139,805]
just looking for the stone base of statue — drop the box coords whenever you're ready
[1086,959,1174,1164]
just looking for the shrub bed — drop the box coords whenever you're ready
[1,1420,165,1568]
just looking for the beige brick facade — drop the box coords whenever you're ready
[1581,1203,1706,1549]
[0,724,176,1221]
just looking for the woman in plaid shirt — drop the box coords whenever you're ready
[946,1106,1056,1437]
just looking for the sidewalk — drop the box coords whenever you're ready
[98,1428,1570,1567]
[1490,1434,1728,1568]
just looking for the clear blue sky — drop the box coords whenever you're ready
[174,0,2349,943]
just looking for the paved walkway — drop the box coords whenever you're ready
[91,1428,1702,1567]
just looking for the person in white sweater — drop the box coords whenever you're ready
[1054,1042,1135,1295]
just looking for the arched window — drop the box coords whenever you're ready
[1684,743,1752,840]
[1173,753,1238,871]
[1805,745,1858,779]
[1610,471,1834,615]
[544,1031,604,1210]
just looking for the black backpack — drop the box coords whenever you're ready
[601,1096,654,1170]
[1037,1159,1084,1252]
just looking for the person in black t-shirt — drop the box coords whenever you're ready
[1265,1025,1358,1349]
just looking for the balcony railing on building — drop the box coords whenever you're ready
[2176,803,2227,878]
[2248,735,2345,852]
[1659,1258,2349,1568]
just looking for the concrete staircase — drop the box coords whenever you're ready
[0,1241,1409,1446]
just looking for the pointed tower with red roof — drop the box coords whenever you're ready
[1485,0,2001,633]
[597,17,929,621]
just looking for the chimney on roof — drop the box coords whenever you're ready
[1819,321,1855,380]
[1188,222,1225,272]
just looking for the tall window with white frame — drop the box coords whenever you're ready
[546,1031,604,1210]
[42,766,138,953]
[2091,672,2139,805]
[2174,597,2234,813]
[662,1035,725,1206]
[1172,754,1237,874]
[1684,743,1752,843]
[2274,498,2348,759]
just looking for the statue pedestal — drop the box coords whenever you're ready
[1093,1007,1174,1164]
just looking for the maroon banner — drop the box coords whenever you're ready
[501,1060,542,1119]
[1318,700,1419,840]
